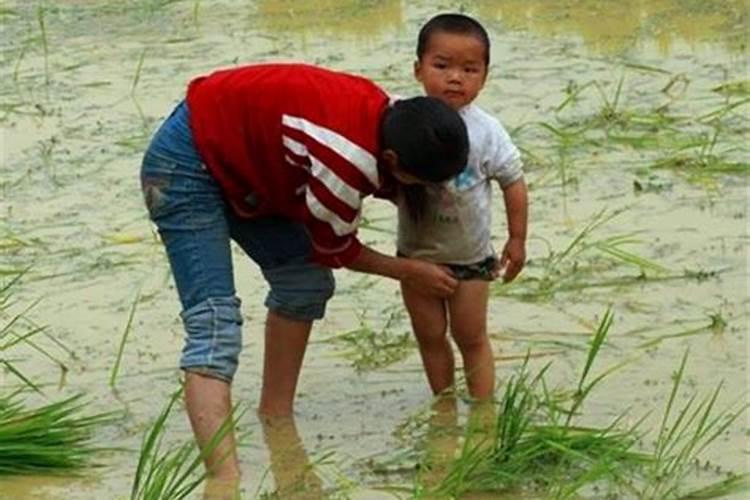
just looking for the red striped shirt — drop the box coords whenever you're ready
[186,63,389,267]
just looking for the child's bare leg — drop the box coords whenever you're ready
[447,280,494,400]
[419,393,459,491]
[401,282,453,394]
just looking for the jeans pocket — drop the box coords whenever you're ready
[140,153,178,221]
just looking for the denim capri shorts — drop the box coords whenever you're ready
[140,100,335,382]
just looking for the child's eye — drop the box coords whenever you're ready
[465,67,479,73]
[433,62,447,69]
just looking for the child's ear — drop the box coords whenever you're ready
[413,60,422,81]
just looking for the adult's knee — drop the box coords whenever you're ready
[262,262,335,321]
[180,296,243,382]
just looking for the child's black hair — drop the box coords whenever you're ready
[381,96,468,184]
[417,13,490,66]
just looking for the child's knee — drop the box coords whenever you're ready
[180,296,243,382]
[452,328,488,353]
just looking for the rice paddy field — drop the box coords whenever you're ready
[0,1,748,499]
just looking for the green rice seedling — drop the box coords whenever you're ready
[677,473,750,499]
[131,48,147,96]
[416,312,649,499]
[109,289,141,389]
[637,351,749,499]
[0,392,118,475]
[130,387,243,500]
[191,0,201,26]
[0,271,68,389]
[712,80,750,96]
[36,5,50,89]
[593,74,626,123]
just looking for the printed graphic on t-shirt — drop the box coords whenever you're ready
[453,165,475,189]
[434,188,459,224]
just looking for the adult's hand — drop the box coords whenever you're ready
[402,258,458,297]
[346,245,457,297]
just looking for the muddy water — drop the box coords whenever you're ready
[0,0,747,498]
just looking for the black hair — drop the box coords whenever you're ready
[382,96,468,183]
[417,13,491,66]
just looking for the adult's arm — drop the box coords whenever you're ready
[345,245,458,298]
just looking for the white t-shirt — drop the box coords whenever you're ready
[397,103,523,264]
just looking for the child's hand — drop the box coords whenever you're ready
[499,237,526,282]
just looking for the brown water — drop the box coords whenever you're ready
[0,1,748,498]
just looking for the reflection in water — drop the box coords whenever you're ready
[473,0,747,54]
[201,415,322,499]
[254,0,402,40]
[203,476,241,500]
[259,414,323,499]
[418,395,499,497]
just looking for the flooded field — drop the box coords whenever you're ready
[0,0,748,498]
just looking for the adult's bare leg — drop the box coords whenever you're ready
[259,311,313,416]
[184,372,240,480]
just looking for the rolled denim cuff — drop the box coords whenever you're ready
[179,296,243,382]
[262,263,334,321]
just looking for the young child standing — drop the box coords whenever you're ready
[398,13,529,400]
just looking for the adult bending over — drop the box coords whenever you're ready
[139,62,469,480]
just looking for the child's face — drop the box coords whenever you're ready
[415,31,488,110]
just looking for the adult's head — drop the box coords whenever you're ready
[380,96,469,185]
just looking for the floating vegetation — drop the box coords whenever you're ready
[515,69,749,186]
[322,306,415,371]
[492,209,700,302]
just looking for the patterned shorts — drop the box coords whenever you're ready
[446,256,498,281]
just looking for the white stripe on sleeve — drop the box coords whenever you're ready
[305,189,360,237]
[282,115,379,188]
[282,135,308,157]
[309,156,361,209]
